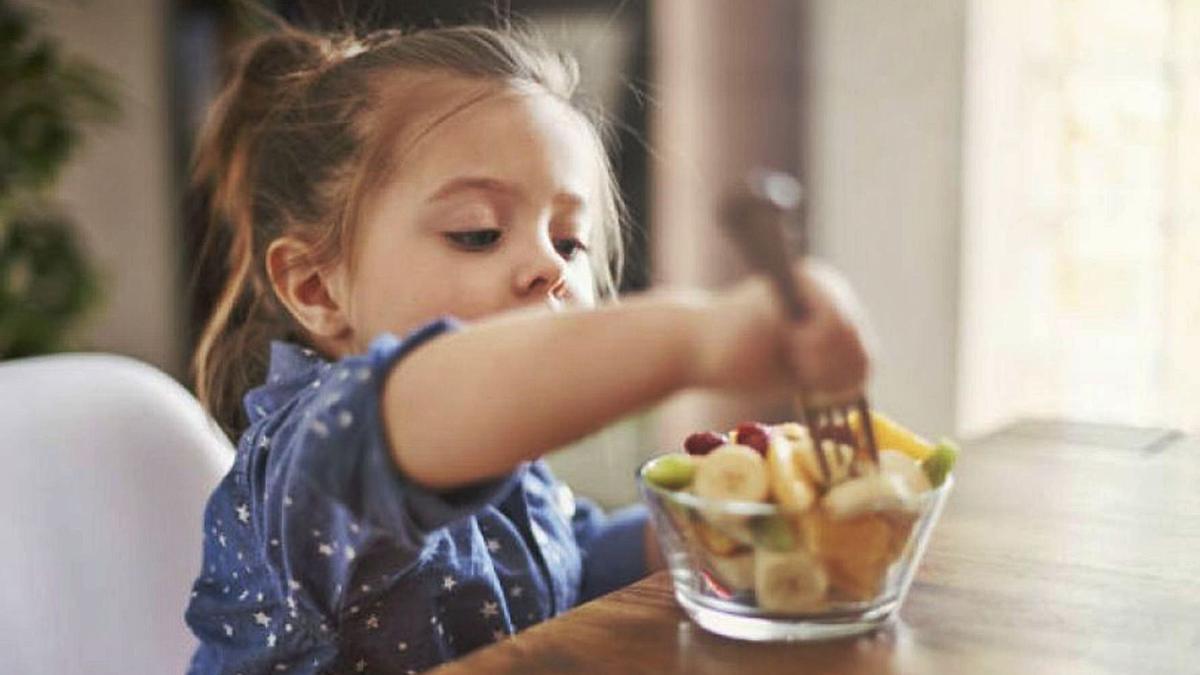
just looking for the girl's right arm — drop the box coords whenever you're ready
[383,264,870,490]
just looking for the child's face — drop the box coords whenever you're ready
[341,83,602,352]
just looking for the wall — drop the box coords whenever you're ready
[803,0,966,438]
[30,0,183,377]
[651,0,966,441]
[650,0,805,450]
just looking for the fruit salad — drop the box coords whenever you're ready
[640,413,957,614]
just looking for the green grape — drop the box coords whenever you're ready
[922,439,960,488]
[643,454,698,490]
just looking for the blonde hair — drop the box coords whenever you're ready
[192,24,626,437]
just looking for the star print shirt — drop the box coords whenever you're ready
[185,318,650,674]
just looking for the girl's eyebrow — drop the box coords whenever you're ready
[427,176,585,211]
[428,176,517,202]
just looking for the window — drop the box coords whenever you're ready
[961,0,1200,434]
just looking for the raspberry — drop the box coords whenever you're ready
[734,421,770,456]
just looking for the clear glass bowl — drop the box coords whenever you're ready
[637,457,953,641]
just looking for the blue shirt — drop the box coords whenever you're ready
[185,318,649,674]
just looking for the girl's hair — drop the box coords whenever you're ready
[192,23,626,438]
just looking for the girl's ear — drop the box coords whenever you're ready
[265,236,352,341]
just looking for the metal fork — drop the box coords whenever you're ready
[719,170,879,481]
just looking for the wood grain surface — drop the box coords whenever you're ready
[431,425,1199,674]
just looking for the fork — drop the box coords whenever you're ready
[719,170,879,482]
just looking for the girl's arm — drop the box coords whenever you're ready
[384,267,869,490]
[384,291,710,488]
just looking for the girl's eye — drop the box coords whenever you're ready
[554,238,589,260]
[445,229,502,251]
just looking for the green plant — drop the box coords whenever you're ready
[0,1,118,358]
[0,208,99,356]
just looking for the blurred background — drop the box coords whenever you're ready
[4,0,1198,506]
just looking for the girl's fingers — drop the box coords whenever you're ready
[787,324,869,395]
[792,259,880,361]
[784,285,871,395]
[703,262,873,395]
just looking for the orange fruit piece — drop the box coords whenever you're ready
[805,512,897,601]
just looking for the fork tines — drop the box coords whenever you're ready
[799,395,880,483]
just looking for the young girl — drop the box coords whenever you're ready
[184,24,870,675]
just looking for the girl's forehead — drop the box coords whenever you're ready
[374,77,600,203]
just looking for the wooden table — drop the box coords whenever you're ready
[432,423,1199,674]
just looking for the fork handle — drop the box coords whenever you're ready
[720,172,810,321]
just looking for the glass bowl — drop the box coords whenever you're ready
[637,457,952,642]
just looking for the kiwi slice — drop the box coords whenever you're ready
[748,514,798,552]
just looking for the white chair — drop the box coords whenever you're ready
[0,354,234,675]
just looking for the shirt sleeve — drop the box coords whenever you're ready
[265,318,522,617]
[571,497,651,603]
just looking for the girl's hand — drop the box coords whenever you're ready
[692,260,873,400]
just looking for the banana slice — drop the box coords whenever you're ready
[692,444,770,503]
[879,449,932,494]
[775,422,809,442]
[766,433,816,511]
[754,548,828,613]
[794,437,855,488]
[822,472,916,520]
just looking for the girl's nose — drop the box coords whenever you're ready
[512,240,569,302]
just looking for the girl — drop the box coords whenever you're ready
[184,24,870,675]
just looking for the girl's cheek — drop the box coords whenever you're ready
[444,277,508,319]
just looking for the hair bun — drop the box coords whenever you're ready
[238,31,327,94]
[195,32,326,207]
